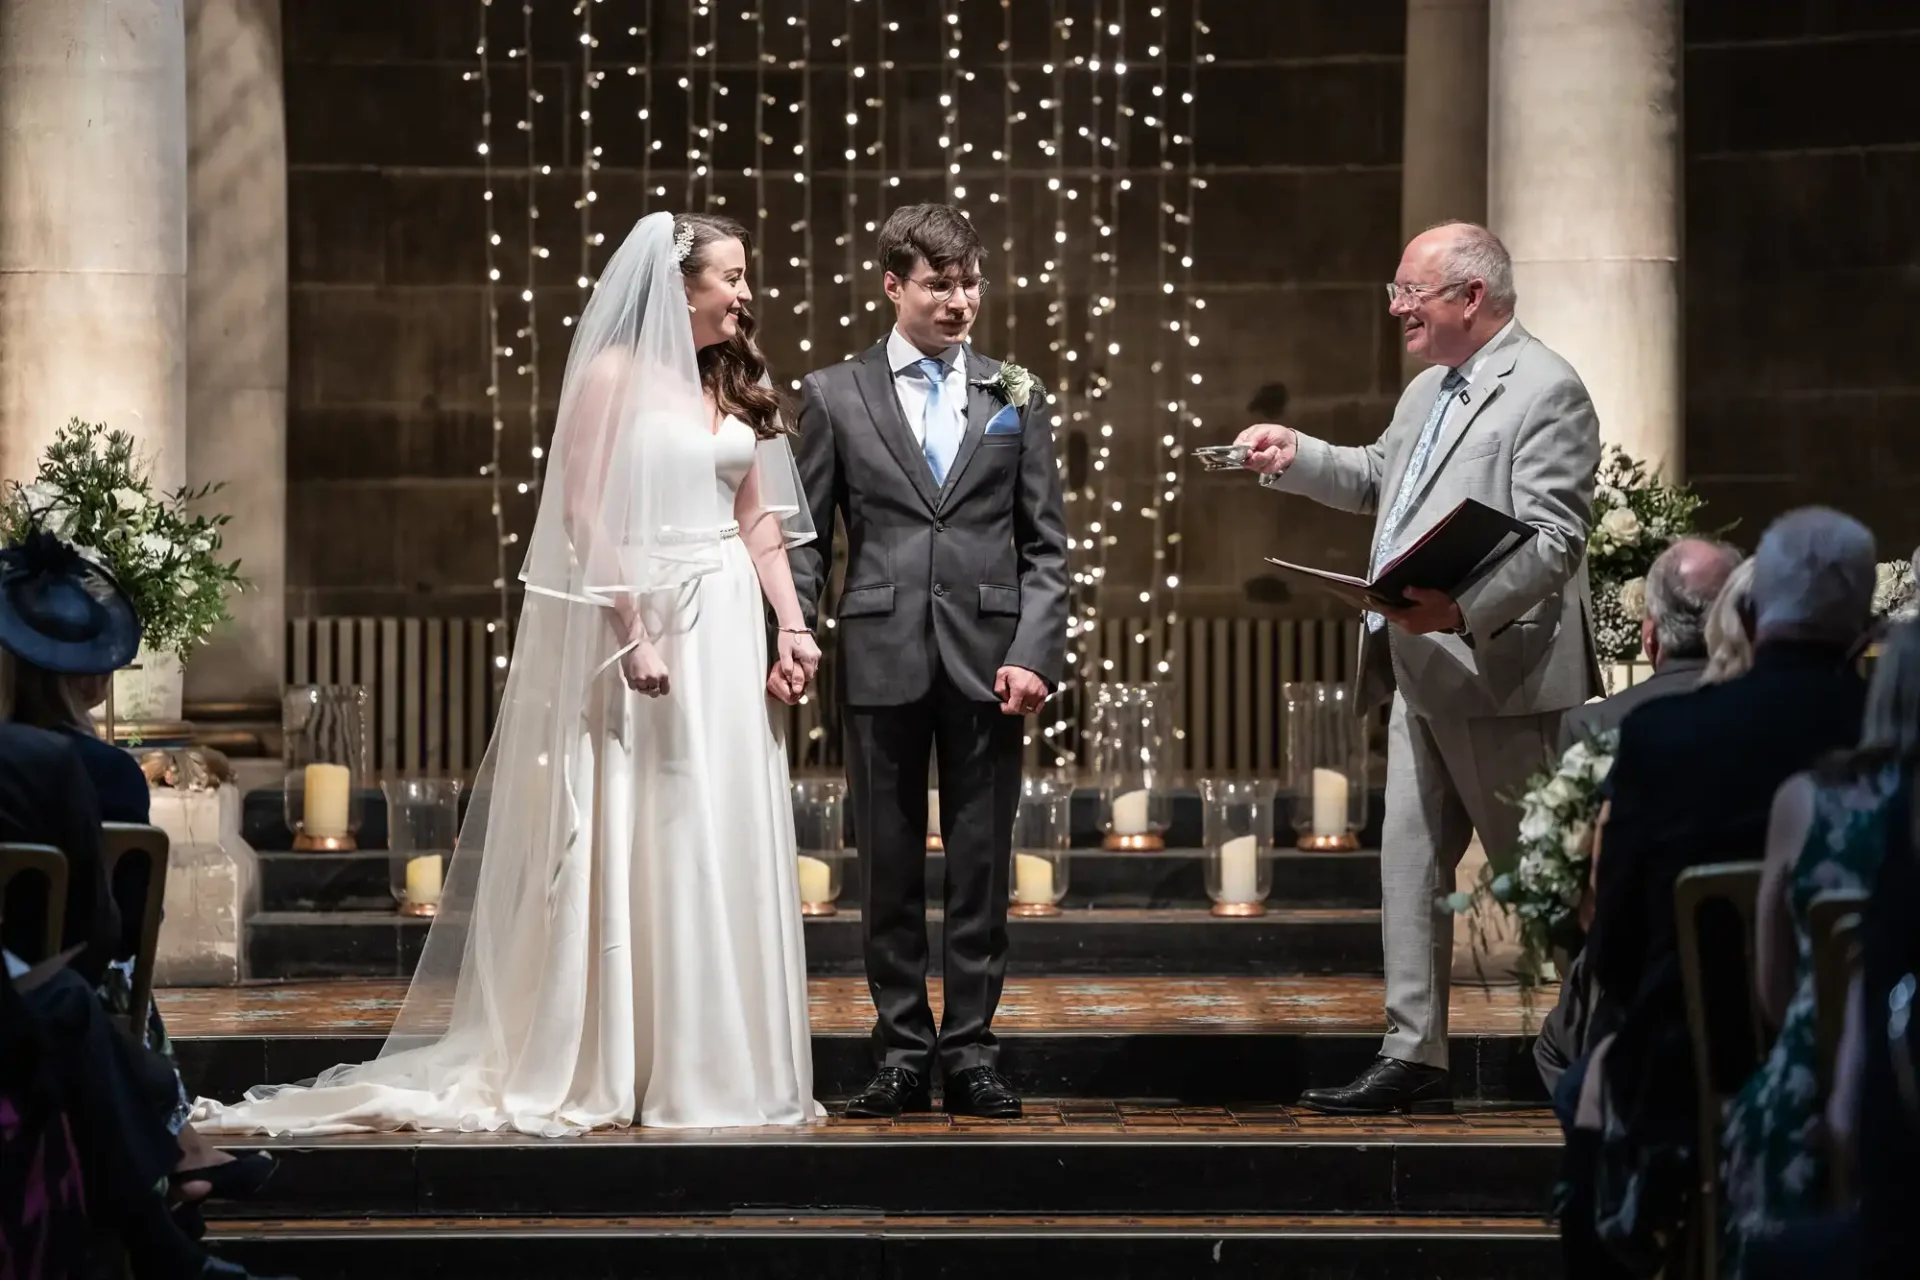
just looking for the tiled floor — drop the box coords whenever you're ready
[158,974,1546,1038]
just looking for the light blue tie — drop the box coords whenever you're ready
[917,356,960,486]
[1366,367,1468,633]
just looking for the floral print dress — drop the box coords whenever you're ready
[1718,763,1897,1277]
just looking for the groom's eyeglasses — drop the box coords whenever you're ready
[910,276,988,303]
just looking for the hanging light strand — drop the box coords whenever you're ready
[703,1,722,208]
[633,0,656,206]
[798,1,816,362]
[518,2,545,501]
[1166,0,1210,669]
[993,0,1015,358]
[751,3,767,280]
[468,0,510,661]
[837,0,859,357]
[575,0,598,312]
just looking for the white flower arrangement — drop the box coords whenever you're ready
[972,360,1034,409]
[1873,559,1917,622]
[1587,446,1714,662]
[0,419,245,662]
[1446,730,1616,988]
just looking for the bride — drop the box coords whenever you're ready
[195,211,824,1134]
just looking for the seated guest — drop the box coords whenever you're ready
[1536,538,1745,1095]
[1700,556,1758,686]
[1558,508,1875,1276]
[3,653,148,822]
[3,954,293,1279]
[1720,621,1920,1273]
[0,721,117,983]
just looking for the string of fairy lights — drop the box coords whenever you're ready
[471,1,1210,760]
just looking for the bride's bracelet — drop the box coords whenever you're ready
[778,625,812,635]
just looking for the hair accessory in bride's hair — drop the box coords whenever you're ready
[671,220,696,267]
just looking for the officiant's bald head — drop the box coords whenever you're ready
[1391,222,1516,368]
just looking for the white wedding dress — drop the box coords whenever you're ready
[194,415,821,1135]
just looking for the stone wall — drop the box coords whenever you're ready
[283,0,1920,618]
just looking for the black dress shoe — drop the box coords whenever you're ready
[942,1066,1023,1118]
[844,1067,931,1118]
[1296,1056,1452,1115]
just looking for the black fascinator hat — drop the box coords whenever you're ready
[0,528,142,674]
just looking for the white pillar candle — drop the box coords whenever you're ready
[1014,853,1055,905]
[797,854,832,905]
[1310,768,1350,839]
[304,763,352,838]
[927,789,941,837]
[1219,834,1261,905]
[1111,789,1150,836]
[404,854,443,908]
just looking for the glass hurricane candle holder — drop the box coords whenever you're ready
[1010,774,1072,918]
[1092,682,1174,851]
[1282,681,1368,851]
[1202,777,1275,917]
[282,685,371,851]
[385,779,460,917]
[792,777,848,916]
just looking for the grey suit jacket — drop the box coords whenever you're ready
[1556,657,1705,754]
[789,342,1070,706]
[1266,321,1603,718]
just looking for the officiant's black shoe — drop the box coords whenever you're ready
[1296,1056,1451,1116]
[942,1066,1023,1119]
[844,1067,931,1118]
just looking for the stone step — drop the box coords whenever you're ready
[166,977,1549,1110]
[256,846,1384,913]
[200,1104,1562,1222]
[242,905,1385,982]
[205,1213,1560,1279]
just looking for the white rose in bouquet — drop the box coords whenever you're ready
[1599,506,1642,546]
[1561,820,1591,860]
[1519,803,1557,845]
[1617,576,1648,620]
[1541,774,1580,810]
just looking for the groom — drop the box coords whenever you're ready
[787,203,1069,1118]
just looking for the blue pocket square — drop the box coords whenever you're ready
[984,404,1023,435]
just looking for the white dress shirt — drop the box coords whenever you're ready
[886,327,968,448]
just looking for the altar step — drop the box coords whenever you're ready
[199,1106,1561,1222]
[257,847,1384,914]
[164,976,1550,1109]
[206,1213,1559,1279]
[244,903,1384,982]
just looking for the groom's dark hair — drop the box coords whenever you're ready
[878,204,984,280]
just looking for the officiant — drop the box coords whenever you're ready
[1235,221,1602,1115]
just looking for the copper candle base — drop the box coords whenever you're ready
[1210,901,1269,918]
[1009,901,1062,918]
[1103,832,1165,852]
[926,836,943,852]
[398,900,438,918]
[1296,833,1360,852]
[801,901,838,917]
[294,831,358,852]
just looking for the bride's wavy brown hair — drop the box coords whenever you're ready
[676,212,791,439]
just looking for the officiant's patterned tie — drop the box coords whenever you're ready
[1365,366,1468,633]
[919,356,961,486]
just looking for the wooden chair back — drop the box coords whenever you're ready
[1674,860,1766,1280]
[100,824,170,1038]
[0,843,68,963]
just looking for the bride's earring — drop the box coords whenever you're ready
[687,303,696,313]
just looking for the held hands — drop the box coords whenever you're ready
[1381,586,1464,636]
[767,629,822,706]
[1233,423,1297,476]
[620,639,671,697]
[995,665,1049,717]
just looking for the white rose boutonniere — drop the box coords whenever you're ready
[973,360,1034,408]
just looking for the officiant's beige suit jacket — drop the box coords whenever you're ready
[1265,321,1604,719]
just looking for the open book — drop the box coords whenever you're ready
[1264,498,1535,614]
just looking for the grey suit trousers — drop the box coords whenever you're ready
[1380,689,1565,1067]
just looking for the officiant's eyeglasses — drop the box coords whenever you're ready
[1384,280,1469,306]
[910,275,989,302]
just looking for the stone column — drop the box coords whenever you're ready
[1489,1,1684,476]
[184,0,287,712]
[1400,0,1489,384]
[0,0,189,716]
